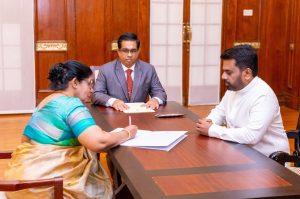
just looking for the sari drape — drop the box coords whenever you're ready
[4,141,112,199]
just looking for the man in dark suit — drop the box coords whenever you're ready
[92,32,167,111]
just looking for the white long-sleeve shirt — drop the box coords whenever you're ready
[207,77,289,156]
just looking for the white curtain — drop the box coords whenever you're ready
[150,0,183,103]
[150,0,222,105]
[189,0,222,105]
[0,0,35,114]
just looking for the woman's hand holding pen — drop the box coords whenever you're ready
[123,125,138,140]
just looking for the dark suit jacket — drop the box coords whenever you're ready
[92,59,167,106]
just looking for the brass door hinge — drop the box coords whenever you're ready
[183,23,192,44]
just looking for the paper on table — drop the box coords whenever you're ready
[112,128,187,151]
[138,134,188,151]
[123,103,155,113]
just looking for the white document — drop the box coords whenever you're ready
[138,134,188,151]
[112,128,187,151]
[123,103,155,113]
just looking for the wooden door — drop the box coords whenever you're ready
[221,0,290,102]
[284,0,300,109]
[35,0,149,102]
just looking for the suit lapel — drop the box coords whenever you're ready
[115,60,130,101]
[131,60,142,102]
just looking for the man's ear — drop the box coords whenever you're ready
[117,49,122,57]
[244,68,253,80]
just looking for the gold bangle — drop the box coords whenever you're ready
[123,129,131,140]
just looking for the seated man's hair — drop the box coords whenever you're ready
[221,44,258,77]
[117,32,140,49]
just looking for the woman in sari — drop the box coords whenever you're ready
[4,60,137,199]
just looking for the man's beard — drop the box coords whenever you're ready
[225,77,244,91]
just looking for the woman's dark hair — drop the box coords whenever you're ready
[48,60,92,90]
[117,32,140,49]
[220,44,258,77]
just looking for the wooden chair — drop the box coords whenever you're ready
[0,151,63,199]
[269,111,300,174]
[90,65,101,80]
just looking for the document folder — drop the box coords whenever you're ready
[112,128,187,151]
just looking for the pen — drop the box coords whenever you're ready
[129,116,132,125]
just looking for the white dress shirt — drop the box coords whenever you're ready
[207,77,290,156]
[106,64,163,106]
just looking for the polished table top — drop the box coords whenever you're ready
[88,101,300,199]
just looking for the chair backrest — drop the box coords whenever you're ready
[0,151,12,159]
[269,109,300,167]
[90,65,101,80]
[0,177,63,199]
[286,109,300,155]
[0,151,63,199]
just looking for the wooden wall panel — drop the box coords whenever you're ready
[65,0,76,59]
[105,0,150,62]
[236,0,261,41]
[75,0,106,66]
[259,0,290,95]
[221,0,299,109]
[284,0,300,108]
[35,0,150,103]
[137,0,150,62]
[35,0,68,102]
[112,0,139,34]
[220,0,238,96]
[36,0,66,39]
[73,0,149,66]
[37,53,66,89]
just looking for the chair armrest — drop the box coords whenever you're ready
[0,151,13,159]
[0,177,63,199]
[269,151,300,166]
[286,130,300,138]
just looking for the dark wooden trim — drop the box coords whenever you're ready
[182,0,191,106]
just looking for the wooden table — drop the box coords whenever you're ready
[88,101,300,199]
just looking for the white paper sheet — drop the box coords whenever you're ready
[112,128,188,151]
[123,103,155,113]
[138,134,188,151]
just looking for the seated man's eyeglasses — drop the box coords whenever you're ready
[119,48,138,54]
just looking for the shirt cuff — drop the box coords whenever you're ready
[208,123,222,138]
[106,98,117,107]
[153,97,163,105]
